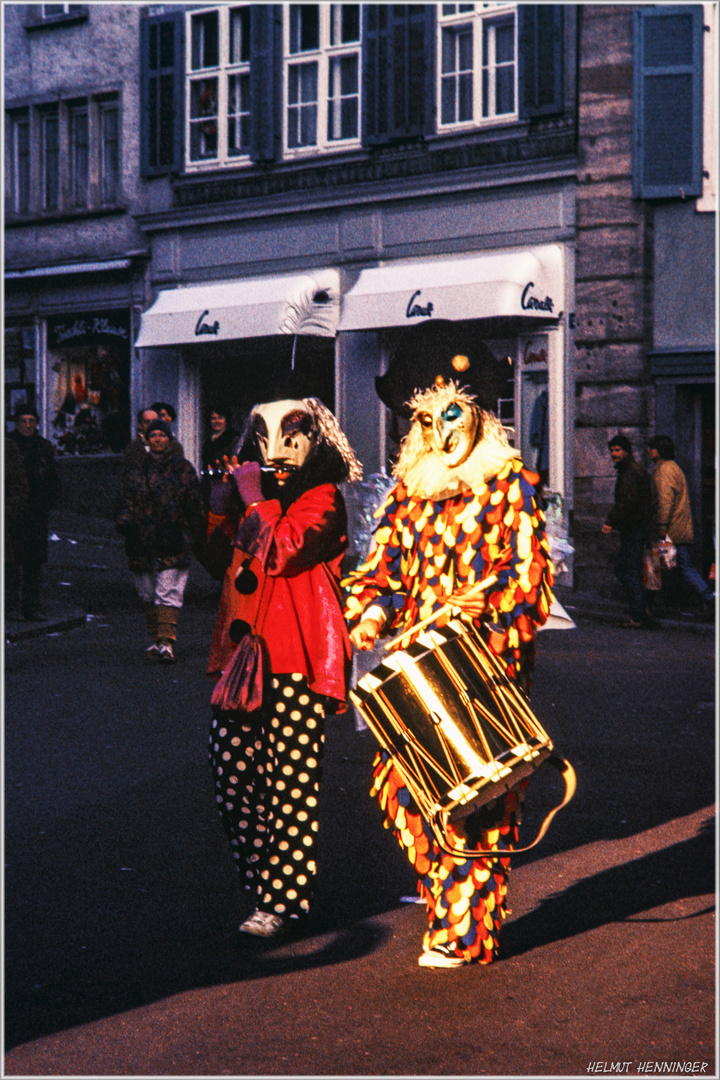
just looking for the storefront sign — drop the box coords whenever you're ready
[405,290,434,319]
[195,310,220,336]
[47,310,130,349]
[521,283,554,313]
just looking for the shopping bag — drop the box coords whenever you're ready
[657,535,677,571]
[643,545,662,591]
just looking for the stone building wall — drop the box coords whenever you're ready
[572,5,653,592]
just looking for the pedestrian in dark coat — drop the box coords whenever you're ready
[115,419,205,662]
[201,406,239,510]
[601,434,654,627]
[7,408,61,620]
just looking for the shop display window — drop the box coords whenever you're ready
[46,311,131,455]
[4,326,37,431]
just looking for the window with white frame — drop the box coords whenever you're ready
[438,3,517,129]
[186,5,251,167]
[284,3,361,155]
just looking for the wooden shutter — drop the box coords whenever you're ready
[249,4,280,164]
[518,5,564,119]
[140,10,184,177]
[362,5,434,146]
[633,6,704,199]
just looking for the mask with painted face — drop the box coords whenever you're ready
[416,396,479,468]
[250,399,317,486]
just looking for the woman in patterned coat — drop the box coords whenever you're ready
[344,379,554,968]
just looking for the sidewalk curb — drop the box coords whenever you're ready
[5,611,88,644]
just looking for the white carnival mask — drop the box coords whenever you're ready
[251,399,316,484]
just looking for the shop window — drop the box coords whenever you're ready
[438,4,517,129]
[517,336,549,487]
[46,311,131,455]
[633,5,704,199]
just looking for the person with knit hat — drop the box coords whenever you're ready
[114,417,204,661]
[601,434,654,628]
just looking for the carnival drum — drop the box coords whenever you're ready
[350,619,575,857]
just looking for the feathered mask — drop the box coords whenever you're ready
[394,380,516,501]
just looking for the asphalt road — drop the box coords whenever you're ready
[3,521,716,1077]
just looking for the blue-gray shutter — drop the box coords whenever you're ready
[249,4,280,163]
[518,5,564,119]
[362,5,434,146]
[633,6,704,199]
[140,10,184,177]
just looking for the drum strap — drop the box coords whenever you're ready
[431,753,577,859]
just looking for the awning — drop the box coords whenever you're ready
[338,245,564,331]
[135,269,340,348]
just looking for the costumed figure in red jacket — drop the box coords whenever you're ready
[343,329,554,969]
[207,396,362,938]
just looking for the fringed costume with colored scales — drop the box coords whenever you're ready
[344,426,554,963]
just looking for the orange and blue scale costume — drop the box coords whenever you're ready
[343,458,554,963]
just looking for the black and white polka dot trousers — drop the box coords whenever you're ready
[209,673,326,920]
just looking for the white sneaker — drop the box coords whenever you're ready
[158,643,175,663]
[418,943,468,969]
[238,910,286,938]
[146,643,161,659]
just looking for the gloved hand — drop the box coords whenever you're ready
[208,475,233,516]
[228,460,264,507]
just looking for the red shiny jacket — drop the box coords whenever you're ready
[207,483,351,709]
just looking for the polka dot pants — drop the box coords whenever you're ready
[209,672,326,920]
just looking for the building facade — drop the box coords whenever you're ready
[4,3,716,582]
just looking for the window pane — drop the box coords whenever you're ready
[191,11,219,70]
[340,4,360,43]
[43,114,59,211]
[72,109,89,205]
[289,5,319,53]
[190,78,218,159]
[328,54,358,139]
[15,120,30,214]
[102,105,119,202]
[441,28,455,75]
[459,71,473,120]
[441,76,456,124]
[228,73,250,154]
[495,65,514,114]
[495,20,514,64]
[230,7,250,64]
[458,27,473,69]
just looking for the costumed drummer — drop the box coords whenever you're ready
[206,395,362,938]
[343,325,554,968]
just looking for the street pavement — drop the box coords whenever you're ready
[3,513,717,1078]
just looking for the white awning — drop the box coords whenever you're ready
[135,269,341,347]
[338,245,564,331]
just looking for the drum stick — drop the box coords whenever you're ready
[385,573,498,652]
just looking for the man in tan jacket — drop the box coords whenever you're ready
[647,435,714,607]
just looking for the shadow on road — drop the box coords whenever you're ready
[501,815,716,959]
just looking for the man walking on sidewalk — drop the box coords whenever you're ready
[601,434,654,628]
[647,435,714,611]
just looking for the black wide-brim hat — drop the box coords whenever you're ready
[375,320,511,418]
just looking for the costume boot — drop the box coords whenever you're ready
[156,604,178,663]
[144,603,160,659]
